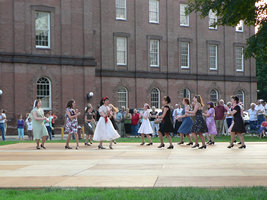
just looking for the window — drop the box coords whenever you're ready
[180,42,189,68]
[182,89,191,99]
[150,39,160,67]
[35,11,50,48]
[237,90,245,105]
[236,20,244,32]
[37,77,51,110]
[235,47,244,72]
[116,37,127,65]
[210,89,218,105]
[180,4,189,26]
[151,88,160,108]
[118,87,128,108]
[209,10,217,30]
[149,0,159,23]
[116,0,127,20]
[209,45,218,70]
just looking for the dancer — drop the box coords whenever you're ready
[84,104,96,146]
[157,96,174,149]
[30,100,48,149]
[227,96,246,149]
[65,99,81,150]
[138,103,153,146]
[109,104,119,144]
[93,97,120,149]
[186,95,208,149]
[203,102,217,145]
[177,98,193,145]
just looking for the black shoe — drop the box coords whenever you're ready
[85,143,90,146]
[41,144,46,149]
[192,144,200,148]
[109,145,113,149]
[239,145,246,149]
[199,145,207,149]
[227,144,234,148]
[238,142,242,145]
[233,140,237,143]
[167,145,174,149]
[209,141,215,145]
[178,141,184,145]
[186,142,193,146]
[98,145,105,149]
[89,141,93,144]
[146,143,153,146]
[65,145,72,149]
[140,142,145,146]
[158,144,165,148]
[207,140,212,145]
[113,141,117,144]
[36,146,40,150]
[76,146,79,150]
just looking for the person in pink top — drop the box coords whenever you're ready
[203,102,217,145]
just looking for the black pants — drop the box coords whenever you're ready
[52,123,55,136]
[174,121,182,134]
[124,123,132,135]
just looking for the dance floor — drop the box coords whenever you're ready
[0,142,267,188]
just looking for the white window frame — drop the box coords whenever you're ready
[150,39,160,67]
[35,11,51,48]
[116,0,127,20]
[151,88,160,109]
[180,4,189,27]
[180,42,190,69]
[183,89,191,99]
[149,0,159,24]
[235,20,244,32]
[210,89,219,105]
[116,37,127,65]
[235,47,244,72]
[209,10,217,30]
[236,90,245,105]
[209,45,218,70]
[117,87,128,109]
[37,77,52,110]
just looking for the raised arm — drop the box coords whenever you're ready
[186,103,200,116]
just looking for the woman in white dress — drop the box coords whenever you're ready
[93,97,120,149]
[138,103,153,146]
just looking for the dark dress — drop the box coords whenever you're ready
[232,105,246,133]
[159,105,174,134]
[84,112,95,135]
[191,110,208,134]
[110,116,118,130]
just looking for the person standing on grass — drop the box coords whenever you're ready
[44,112,52,141]
[248,103,258,133]
[49,110,57,137]
[131,109,140,137]
[203,102,217,145]
[65,99,81,150]
[157,96,174,149]
[124,108,132,136]
[93,97,120,149]
[84,104,96,146]
[3,110,7,136]
[149,106,159,137]
[225,102,233,130]
[26,117,33,141]
[138,103,153,146]
[173,104,183,135]
[186,95,208,149]
[0,109,6,141]
[17,114,25,140]
[214,99,227,136]
[109,104,119,144]
[255,100,266,130]
[30,100,48,150]
[177,98,193,146]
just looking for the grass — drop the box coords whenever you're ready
[0,187,267,200]
[1,135,267,146]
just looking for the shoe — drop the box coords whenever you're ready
[109,145,113,149]
[40,144,46,149]
[158,144,165,148]
[89,141,93,144]
[186,142,193,146]
[209,141,215,145]
[98,145,105,149]
[227,144,234,148]
[238,142,242,145]
[192,144,200,148]
[178,141,184,145]
[239,145,246,149]
[76,146,79,150]
[36,146,40,150]
[199,145,207,149]
[85,143,90,146]
[233,140,237,143]
[65,146,72,149]
[167,145,174,149]
[140,142,145,146]
[146,143,153,146]
[113,141,117,144]
[207,140,212,145]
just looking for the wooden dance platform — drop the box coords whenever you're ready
[0,142,267,188]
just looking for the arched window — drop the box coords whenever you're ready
[117,87,128,109]
[236,90,245,105]
[210,89,218,105]
[37,77,51,110]
[182,88,191,99]
[151,88,160,108]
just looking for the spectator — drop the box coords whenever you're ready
[44,112,52,140]
[3,110,7,135]
[214,99,227,136]
[248,103,258,133]
[84,104,96,146]
[259,120,267,138]
[149,106,159,137]
[120,106,126,137]
[26,117,33,141]
[173,104,183,135]
[131,109,140,137]
[17,114,25,140]
[255,100,266,129]
[225,102,233,129]
[49,111,57,137]
[116,109,124,137]
[0,109,6,141]
[124,108,132,135]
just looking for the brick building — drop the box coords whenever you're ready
[0,0,257,124]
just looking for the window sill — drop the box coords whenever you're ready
[36,47,51,50]
[181,66,190,69]
[235,30,244,33]
[150,65,160,68]
[116,18,127,21]
[180,24,189,27]
[236,69,244,72]
[209,68,217,71]
[149,21,160,24]
[117,64,127,67]
[209,27,218,30]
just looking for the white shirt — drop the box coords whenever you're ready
[265,104,267,116]
[226,109,233,119]
[248,109,258,121]
[27,121,33,131]
[0,113,6,124]
[255,104,265,115]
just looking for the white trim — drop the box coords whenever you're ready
[151,88,160,109]
[35,11,50,49]
[149,0,159,24]
[116,0,127,20]
[180,4,189,27]
[180,42,190,69]
[235,20,244,32]
[117,87,128,108]
[37,77,52,110]
[150,39,160,67]
[236,90,245,105]
[210,89,219,104]
[208,10,217,30]
[209,45,218,70]
[116,37,127,66]
[235,47,244,72]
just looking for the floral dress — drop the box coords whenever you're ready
[191,109,208,134]
[65,108,78,134]
[205,108,217,135]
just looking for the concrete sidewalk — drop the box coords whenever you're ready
[0,142,267,188]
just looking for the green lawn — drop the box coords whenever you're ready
[0,187,267,200]
[1,135,267,146]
